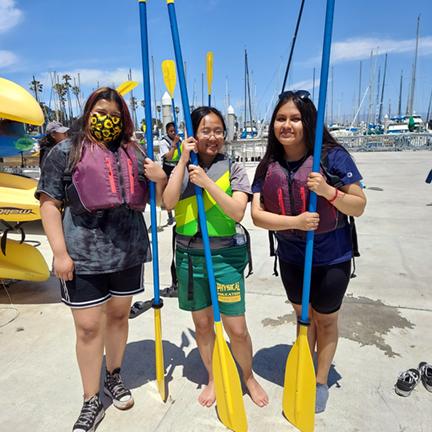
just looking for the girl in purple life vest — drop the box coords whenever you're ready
[251,90,366,414]
[36,87,167,432]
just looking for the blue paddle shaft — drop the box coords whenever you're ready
[300,0,335,324]
[167,2,222,323]
[139,1,161,305]
[208,94,212,107]
[171,98,181,155]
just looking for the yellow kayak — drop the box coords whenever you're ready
[0,238,49,282]
[0,173,41,222]
[0,77,44,126]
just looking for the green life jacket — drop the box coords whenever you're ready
[175,154,236,237]
[170,143,181,162]
[162,138,182,165]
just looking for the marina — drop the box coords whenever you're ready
[1,0,432,430]
[1,150,431,431]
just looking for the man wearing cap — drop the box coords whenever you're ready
[39,121,69,168]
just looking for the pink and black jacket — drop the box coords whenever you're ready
[65,141,148,215]
[261,155,346,239]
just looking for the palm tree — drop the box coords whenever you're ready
[53,83,67,124]
[62,74,74,123]
[29,76,43,102]
[71,85,82,114]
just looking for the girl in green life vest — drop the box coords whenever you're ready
[163,106,268,408]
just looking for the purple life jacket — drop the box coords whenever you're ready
[261,156,345,239]
[67,141,148,214]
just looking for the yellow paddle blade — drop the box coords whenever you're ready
[116,80,138,96]
[283,325,316,432]
[206,51,214,95]
[161,60,177,98]
[0,77,44,126]
[213,322,247,432]
[154,308,166,401]
[0,239,49,282]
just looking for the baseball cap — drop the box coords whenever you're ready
[46,121,69,134]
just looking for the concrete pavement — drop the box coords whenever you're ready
[1,150,431,431]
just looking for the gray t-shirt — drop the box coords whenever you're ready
[36,139,151,275]
[175,157,251,249]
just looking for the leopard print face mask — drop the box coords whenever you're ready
[89,112,123,143]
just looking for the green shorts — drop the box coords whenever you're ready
[176,243,249,316]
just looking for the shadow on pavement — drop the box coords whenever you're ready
[0,276,60,305]
[99,330,207,407]
[253,344,342,388]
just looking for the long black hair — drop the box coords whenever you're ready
[191,106,227,136]
[254,91,341,182]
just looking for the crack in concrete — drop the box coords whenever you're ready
[261,295,415,358]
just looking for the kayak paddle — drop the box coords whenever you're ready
[206,51,214,107]
[166,1,247,430]
[283,1,336,431]
[116,80,139,96]
[161,59,181,155]
[138,0,166,402]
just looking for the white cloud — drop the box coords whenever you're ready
[0,50,18,68]
[0,0,22,33]
[290,79,320,91]
[39,68,142,89]
[305,36,432,65]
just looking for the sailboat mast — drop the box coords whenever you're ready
[375,66,381,123]
[398,71,403,117]
[246,52,253,129]
[244,49,247,129]
[151,56,157,121]
[128,68,138,129]
[426,89,432,125]
[312,67,316,103]
[367,50,375,124]
[407,15,420,116]
[358,61,362,119]
[201,72,204,106]
[378,53,388,124]
[331,66,334,125]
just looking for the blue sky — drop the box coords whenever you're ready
[1,0,431,124]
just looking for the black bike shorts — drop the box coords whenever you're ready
[278,259,351,314]
[60,264,144,309]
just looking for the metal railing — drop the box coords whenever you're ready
[225,133,432,166]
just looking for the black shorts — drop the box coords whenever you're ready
[60,264,145,309]
[279,259,351,314]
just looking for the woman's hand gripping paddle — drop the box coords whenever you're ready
[166,1,247,431]
[161,59,181,155]
[206,51,214,107]
[116,80,139,96]
[282,1,336,431]
[138,0,166,402]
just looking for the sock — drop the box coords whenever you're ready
[315,383,329,414]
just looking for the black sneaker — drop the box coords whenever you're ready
[419,362,432,392]
[394,368,420,397]
[160,284,178,298]
[104,368,134,410]
[73,394,105,432]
